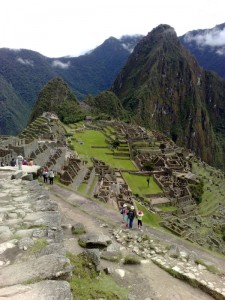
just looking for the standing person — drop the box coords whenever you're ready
[137,210,144,231]
[22,158,28,165]
[121,204,128,223]
[42,168,48,183]
[17,154,23,170]
[48,170,54,185]
[10,158,16,167]
[127,206,136,229]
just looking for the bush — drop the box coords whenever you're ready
[123,255,141,265]
[189,179,204,204]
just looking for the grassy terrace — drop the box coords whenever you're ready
[191,161,225,217]
[72,130,136,170]
[68,127,164,228]
[122,172,162,195]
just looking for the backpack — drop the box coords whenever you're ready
[128,210,135,219]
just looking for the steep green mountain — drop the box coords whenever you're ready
[180,23,225,79]
[29,77,85,124]
[111,24,225,169]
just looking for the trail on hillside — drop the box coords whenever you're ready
[49,184,215,300]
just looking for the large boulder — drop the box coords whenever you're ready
[0,254,73,287]
[0,280,73,300]
[78,233,112,249]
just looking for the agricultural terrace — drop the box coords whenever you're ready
[72,129,137,170]
[122,172,162,195]
[192,161,225,217]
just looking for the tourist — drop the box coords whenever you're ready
[42,168,48,183]
[137,210,144,231]
[121,203,128,223]
[48,169,55,185]
[127,206,136,229]
[28,159,34,166]
[17,154,23,170]
[10,158,16,167]
[22,158,28,165]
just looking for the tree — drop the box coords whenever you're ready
[111,138,120,150]
[189,179,204,204]
[159,143,166,153]
[143,161,155,172]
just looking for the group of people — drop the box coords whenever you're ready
[42,168,55,184]
[1,156,34,169]
[121,204,144,230]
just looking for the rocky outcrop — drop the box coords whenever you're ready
[0,170,73,299]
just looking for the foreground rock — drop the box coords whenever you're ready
[0,170,73,299]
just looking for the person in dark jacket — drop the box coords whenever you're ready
[127,206,136,229]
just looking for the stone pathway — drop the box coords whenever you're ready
[1,167,225,299]
[50,184,225,300]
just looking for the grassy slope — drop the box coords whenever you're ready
[122,173,162,195]
[72,129,136,170]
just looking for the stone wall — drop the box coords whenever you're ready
[0,170,73,299]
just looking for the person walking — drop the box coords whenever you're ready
[127,206,136,229]
[121,203,128,223]
[48,170,54,185]
[17,154,23,170]
[137,210,144,231]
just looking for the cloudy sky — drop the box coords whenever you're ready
[0,0,224,58]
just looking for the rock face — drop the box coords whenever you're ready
[111,24,225,170]
[0,170,73,299]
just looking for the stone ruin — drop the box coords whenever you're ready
[92,158,133,209]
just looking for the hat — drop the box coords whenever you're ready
[123,204,127,207]
[130,206,134,210]
[137,210,143,216]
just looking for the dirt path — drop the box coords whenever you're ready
[48,184,216,299]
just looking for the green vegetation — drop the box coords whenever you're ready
[29,77,84,124]
[71,227,86,235]
[195,259,223,275]
[122,173,162,195]
[72,130,136,170]
[159,206,177,212]
[77,182,87,194]
[189,179,204,204]
[142,161,155,172]
[123,255,141,265]
[67,252,128,300]
[29,238,48,255]
[86,91,127,120]
[136,203,162,228]
[58,100,85,124]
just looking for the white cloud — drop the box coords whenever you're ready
[216,47,225,56]
[184,28,225,47]
[9,48,21,52]
[52,60,70,69]
[17,57,34,66]
[0,0,224,57]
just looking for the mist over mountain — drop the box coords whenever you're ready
[180,23,225,79]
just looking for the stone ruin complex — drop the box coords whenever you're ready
[1,116,225,255]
